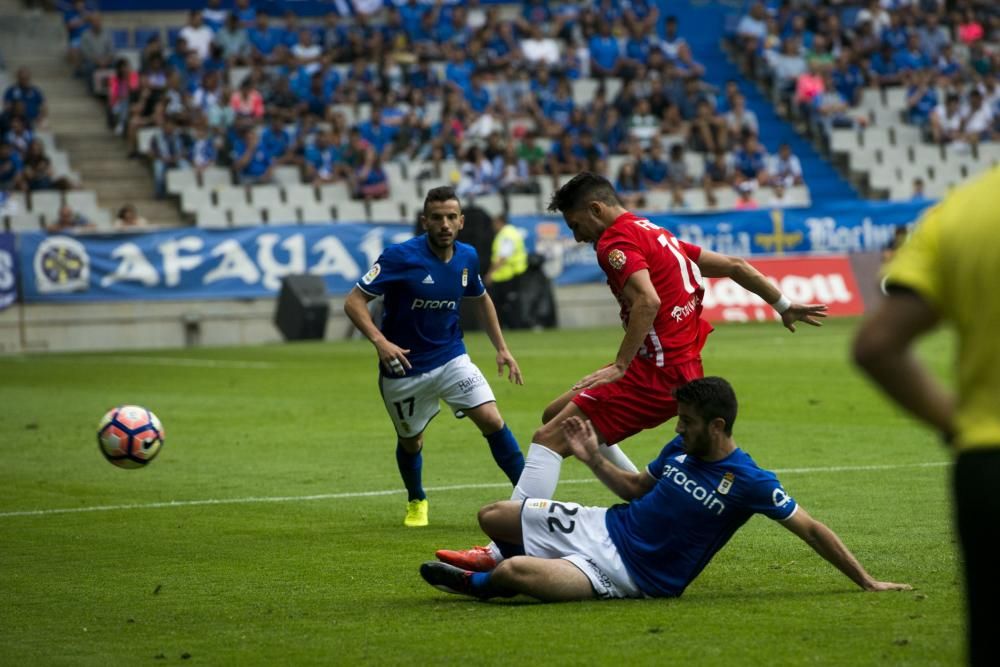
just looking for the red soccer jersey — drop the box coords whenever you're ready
[596,211,714,367]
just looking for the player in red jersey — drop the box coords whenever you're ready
[437,172,827,571]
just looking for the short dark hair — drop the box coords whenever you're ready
[423,186,461,215]
[674,377,738,435]
[547,171,623,213]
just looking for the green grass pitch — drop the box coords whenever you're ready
[0,318,962,665]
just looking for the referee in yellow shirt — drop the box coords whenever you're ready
[853,165,1000,667]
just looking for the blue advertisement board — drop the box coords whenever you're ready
[15,200,934,302]
[18,223,413,303]
[509,200,933,286]
[0,232,17,311]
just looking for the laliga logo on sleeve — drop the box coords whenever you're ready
[361,263,380,285]
[461,268,468,287]
[608,249,626,271]
[34,236,90,294]
[772,488,792,508]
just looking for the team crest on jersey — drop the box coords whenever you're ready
[717,472,735,495]
[361,263,381,285]
[461,268,468,287]
[608,249,626,270]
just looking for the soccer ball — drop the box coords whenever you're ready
[97,405,165,469]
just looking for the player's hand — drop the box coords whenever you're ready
[781,303,828,332]
[863,581,913,592]
[561,416,600,466]
[572,364,625,391]
[376,339,411,376]
[496,349,523,385]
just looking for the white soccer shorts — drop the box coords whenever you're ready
[520,498,644,600]
[379,353,496,438]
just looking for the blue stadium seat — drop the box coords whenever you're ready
[133,28,161,48]
[166,27,182,48]
[111,29,130,50]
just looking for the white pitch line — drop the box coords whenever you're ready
[10,355,278,370]
[0,461,950,520]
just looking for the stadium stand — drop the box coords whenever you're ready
[727,0,998,201]
[2,0,996,234]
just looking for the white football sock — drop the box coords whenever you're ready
[510,443,563,501]
[600,443,639,473]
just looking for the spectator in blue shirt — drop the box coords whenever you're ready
[202,0,227,32]
[589,22,622,78]
[905,70,938,125]
[614,160,646,209]
[260,116,297,165]
[233,0,256,27]
[522,0,552,26]
[466,72,491,114]
[247,13,280,59]
[640,142,669,189]
[3,68,47,127]
[303,129,343,185]
[895,34,929,72]
[541,80,574,133]
[868,44,903,87]
[150,118,191,197]
[445,47,474,97]
[733,134,769,185]
[831,50,866,107]
[0,142,24,192]
[573,132,608,176]
[231,127,274,185]
[359,107,395,160]
[277,11,301,49]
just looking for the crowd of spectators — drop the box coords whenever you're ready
[736,0,998,151]
[1,67,80,197]
[59,0,810,215]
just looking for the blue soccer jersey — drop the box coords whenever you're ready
[606,437,797,598]
[357,235,485,376]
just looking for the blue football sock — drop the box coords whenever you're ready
[469,569,516,598]
[395,442,426,501]
[486,424,525,486]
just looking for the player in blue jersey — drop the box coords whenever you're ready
[344,186,525,528]
[420,377,910,600]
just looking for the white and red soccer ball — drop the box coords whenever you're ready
[97,405,165,469]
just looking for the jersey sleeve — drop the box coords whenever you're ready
[598,230,648,293]
[882,208,944,312]
[745,471,798,522]
[357,249,401,297]
[679,240,702,263]
[464,248,486,298]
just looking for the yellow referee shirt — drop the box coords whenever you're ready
[884,165,1000,450]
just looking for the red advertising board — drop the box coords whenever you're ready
[700,255,864,324]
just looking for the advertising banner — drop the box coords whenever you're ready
[17,224,413,303]
[512,199,931,286]
[698,255,865,324]
[0,232,16,311]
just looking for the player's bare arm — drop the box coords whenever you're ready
[853,290,955,439]
[343,286,411,374]
[695,249,828,332]
[469,291,523,385]
[562,416,656,500]
[780,506,911,592]
[573,268,660,390]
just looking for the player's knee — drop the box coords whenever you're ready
[540,401,561,424]
[477,501,505,533]
[531,424,568,456]
[398,435,422,454]
[493,557,532,585]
